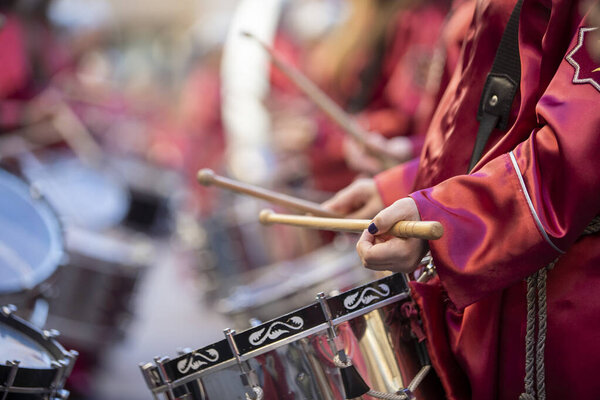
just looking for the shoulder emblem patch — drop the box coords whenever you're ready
[566,27,600,92]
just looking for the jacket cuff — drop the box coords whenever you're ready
[374,158,420,206]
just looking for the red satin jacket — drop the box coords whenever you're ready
[377,0,600,398]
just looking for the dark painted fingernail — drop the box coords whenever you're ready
[368,222,378,234]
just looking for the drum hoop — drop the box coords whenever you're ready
[0,307,75,392]
[237,291,409,362]
[0,169,64,295]
[144,358,239,396]
[144,274,411,395]
[331,291,410,326]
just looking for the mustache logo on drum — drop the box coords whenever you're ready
[177,349,220,374]
[344,284,391,310]
[249,316,305,346]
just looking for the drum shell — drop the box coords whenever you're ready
[41,227,151,353]
[148,302,443,400]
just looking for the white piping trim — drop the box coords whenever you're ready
[565,27,600,92]
[509,151,565,254]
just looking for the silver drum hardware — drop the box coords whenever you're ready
[140,273,445,399]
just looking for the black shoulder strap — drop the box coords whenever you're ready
[468,0,524,172]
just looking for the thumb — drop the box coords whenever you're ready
[368,198,417,236]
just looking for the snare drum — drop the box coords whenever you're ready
[0,169,63,310]
[0,304,78,399]
[140,274,444,399]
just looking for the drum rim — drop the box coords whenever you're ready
[0,169,64,295]
[142,274,410,394]
[22,153,132,230]
[0,305,77,393]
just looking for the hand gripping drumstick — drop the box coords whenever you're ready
[259,209,444,240]
[242,31,395,167]
[197,168,340,218]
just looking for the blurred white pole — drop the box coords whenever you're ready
[221,0,282,185]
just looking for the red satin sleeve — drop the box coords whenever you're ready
[410,28,600,310]
[374,158,420,207]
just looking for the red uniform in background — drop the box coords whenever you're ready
[0,9,72,131]
[308,1,451,192]
[377,0,600,398]
[0,13,30,129]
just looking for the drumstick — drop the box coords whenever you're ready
[242,31,394,167]
[259,209,444,240]
[197,168,340,218]
[51,101,104,167]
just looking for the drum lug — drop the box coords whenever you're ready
[153,356,176,399]
[1,304,17,317]
[317,292,371,399]
[43,328,61,339]
[245,385,264,400]
[1,360,20,400]
[224,328,264,400]
[416,253,437,283]
[55,389,70,399]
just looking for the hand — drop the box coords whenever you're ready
[321,178,383,219]
[356,197,427,273]
[343,136,383,175]
[271,111,317,153]
[343,134,413,175]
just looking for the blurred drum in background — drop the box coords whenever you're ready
[140,273,444,400]
[0,304,78,400]
[192,168,374,330]
[21,150,182,236]
[108,156,182,237]
[196,199,380,337]
[20,151,130,232]
[43,226,152,359]
[197,193,324,294]
[18,151,156,366]
[217,237,373,330]
[0,168,64,317]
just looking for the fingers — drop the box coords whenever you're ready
[322,179,378,216]
[321,185,356,214]
[356,228,427,273]
[356,228,375,259]
[346,195,382,219]
[369,197,420,236]
[344,136,383,175]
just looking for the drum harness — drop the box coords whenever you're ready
[469,0,600,399]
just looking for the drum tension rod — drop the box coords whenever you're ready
[224,329,263,400]
[154,356,176,399]
[316,292,370,399]
[1,360,20,400]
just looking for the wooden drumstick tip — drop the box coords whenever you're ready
[259,209,274,225]
[430,221,444,240]
[197,168,216,186]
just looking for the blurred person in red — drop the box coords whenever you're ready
[271,0,453,192]
[324,0,600,398]
[175,47,226,217]
[0,0,72,132]
[343,0,476,176]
